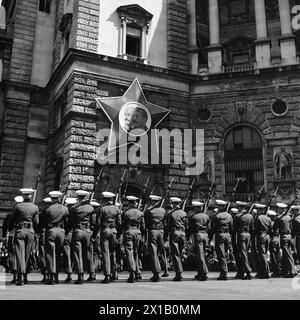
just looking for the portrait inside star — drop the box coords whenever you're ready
[119,102,151,136]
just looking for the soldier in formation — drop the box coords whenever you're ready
[5,180,300,285]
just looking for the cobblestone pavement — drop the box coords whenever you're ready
[1,271,300,300]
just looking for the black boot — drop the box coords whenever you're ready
[46,273,55,285]
[173,273,183,281]
[55,273,59,284]
[111,272,118,281]
[101,275,111,284]
[151,273,161,282]
[217,272,228,280]
[201,274,208,281]
[234,272,244,279]
[86,273,96,282]
[75,273,84,284]
[162,271,169,277]
[16,273,24,286]
[23,274,28,284]
[11,273,17,284]
[243,273,252,280]
[64,273,72,283]
[127,272,136,283]
[135,273,142,281]
[41,273,48,283]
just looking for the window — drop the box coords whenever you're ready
[126,27,141,58]
[271,99,288,116]
[224,126,263,198]
[223,36,254,68]
[39,0,51,14]
[117,5,153,63]
[59,13,72,60]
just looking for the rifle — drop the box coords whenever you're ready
[168,178,195,214]
[115,169,127,205]
[138,176,150,210]
[181,178,196,211]
[28,170,41,272]
[265,186,279,214]
[61,180,71,205]
[225,177,242,212]
[203,181,216,213]
[32,170,41,204]
[159,177,174,208]
[89,168,103,203]
[246,184,265,215]
[142,185,156,214]
[277,189,300,220]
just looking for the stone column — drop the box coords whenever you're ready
[141,25,147,64]
[122,17,127,59]
[254,0,271,68]
[207,0,222,73]
[278,0,297,65]
[187,0,198,74]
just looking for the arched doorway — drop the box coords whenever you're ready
[224,125,264,201]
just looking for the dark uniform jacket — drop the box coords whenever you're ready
[188,211,210,235]
[122,208,145,233]
[9,201,39,230]
[274,215,292,235]
[43,203,69,228]
[145,207,166,230]
[69,201,94,228]
[211,211,233,234]
[94,204,121,235]
[168,208,188,232]
[254,214,272,234]
[292,215,300,237]
[233,212,254,234]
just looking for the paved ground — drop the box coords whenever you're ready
[1,271,300,300]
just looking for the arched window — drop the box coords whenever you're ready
[224,126,264,200]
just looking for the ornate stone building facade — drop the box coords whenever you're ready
[0,0,300,230]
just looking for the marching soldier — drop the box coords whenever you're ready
[268,209,281,277]
[210,199,233,280]
[231,206,242,279]
[38,196,52,283]
[275,202,297,278]
[144,195,166,282]
[9,188,39,286]
[69,190,95,284]
[188,200,210,281]
[90,199,101,274]
[92,191,121,283]
[43,191,69,285]
[234,201,254,280]
[168,197,188,281]
[291,205,300,265]
[63,197,78,283]
[250,207,260,275]
[2,196,23,283]
[122,195,145,283]
[254,203,272,279]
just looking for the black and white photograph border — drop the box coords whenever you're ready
[1,0,300,313]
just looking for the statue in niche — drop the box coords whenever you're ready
[275,147,292,180]
[200,153,212,182]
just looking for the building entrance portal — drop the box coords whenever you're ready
[224,126,264,201]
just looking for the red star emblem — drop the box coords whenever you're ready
[95,78,170,152]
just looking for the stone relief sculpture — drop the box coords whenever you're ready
[275,147,292,180]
